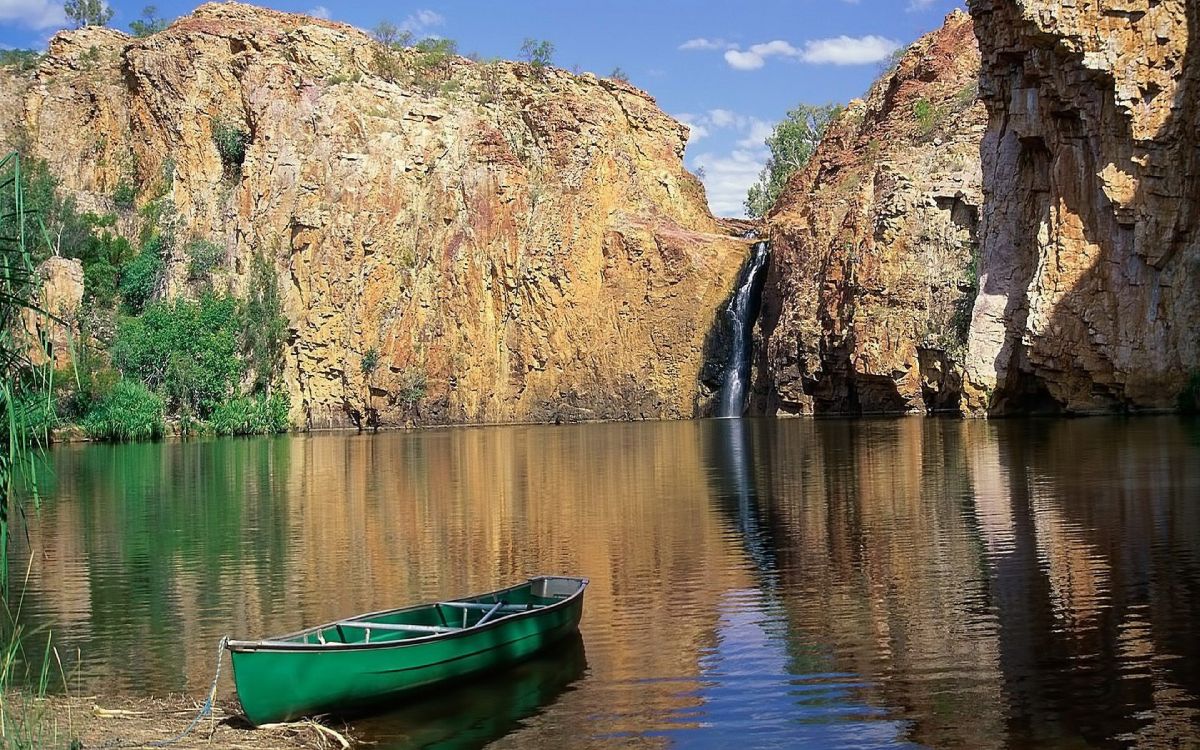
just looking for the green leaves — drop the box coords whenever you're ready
[81,379,164,441]
[744,103,841,218]
[64,0,113,27]
[113,293,243,418]
[211,118,250,178]
[519,39,554,75]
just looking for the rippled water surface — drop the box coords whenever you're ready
[16,417,1200,748]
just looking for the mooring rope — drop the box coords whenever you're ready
[140,635,229,748]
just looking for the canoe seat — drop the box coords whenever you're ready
[437,602,541,613]
[337,621,459,635]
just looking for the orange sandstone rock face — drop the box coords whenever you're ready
[1,3,746,427]
[964,0,1200,413]
[759,11,985,415]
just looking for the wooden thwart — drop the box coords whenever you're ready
[338,620,458,634]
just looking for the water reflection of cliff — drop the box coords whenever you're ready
[706,417,1200,749]
[15,417,1200,748]
[18,423,753,733]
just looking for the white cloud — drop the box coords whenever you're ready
[798,35,899,65]
[675,110,779,216]
[0,0,66,30]
[307,5,330,19]
[736,118,774,149]
[701,33,899,71]
[675,113,711,145]
[679,37,734,51]
[400,9,444,34]
[907,0,936,10]
[691,148,765,218]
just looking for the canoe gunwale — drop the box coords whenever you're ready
[226,575,587,653]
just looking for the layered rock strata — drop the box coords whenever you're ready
[759,11,986,415]
[964,0,1200,413]
[1,3,747,427]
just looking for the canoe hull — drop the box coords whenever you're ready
[228,578,586,726]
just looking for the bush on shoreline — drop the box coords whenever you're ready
[81,379,165,442]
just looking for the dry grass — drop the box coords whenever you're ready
[4,693,358,749]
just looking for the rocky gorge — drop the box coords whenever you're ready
[1,2,747,429]
[3,1,1198,428]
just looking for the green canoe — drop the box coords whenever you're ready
[226,575,588,726]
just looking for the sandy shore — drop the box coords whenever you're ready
[2,693,358,749]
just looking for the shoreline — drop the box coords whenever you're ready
[4,692,357,749]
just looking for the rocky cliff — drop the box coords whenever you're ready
[964,0,1200,413]
[1,3,747,427]
[758,11,986,415]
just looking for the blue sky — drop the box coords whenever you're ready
[0,0,966,217]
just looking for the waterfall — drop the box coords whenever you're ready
[716,241,770,418]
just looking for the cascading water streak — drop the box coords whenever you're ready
[716,241,770,418]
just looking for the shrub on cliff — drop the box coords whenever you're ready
[81,379,164,442]
[185,238,224,280]
[241,249,288,393]
[211,118,250,178]
[119,235,165,314]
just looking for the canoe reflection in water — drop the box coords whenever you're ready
[350,633,587,750]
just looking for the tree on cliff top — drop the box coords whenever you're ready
[744,103,841,218]
[520,38,555,76]
[129,5,168,37]
[65,0,113,28]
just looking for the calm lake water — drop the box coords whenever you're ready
[14,417,1200,749]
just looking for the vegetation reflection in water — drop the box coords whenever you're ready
[13,417,1200,749]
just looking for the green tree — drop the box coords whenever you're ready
[519,38,554,75]
[129,5,168,37]
[64,0,113,27]
[113,293,244,418]
[241,250,288,394]
[744,103,841,218]
[372,20,413,48]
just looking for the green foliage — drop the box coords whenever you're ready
[81,379,164,442]
[413,37,458,90]
[83,257,118,307]
[129,5,168,37]
[208,392,290,436]
[240,249,288,393]
[372,21,413,48]
[370,20,412,81]
[1180,372,1200,414]
[113,293,244,418]
[0,152,51,597]
[118,234,165,314]
[185,238,224,280]
[0,49,43,72]
[913,98,937,135]
[608,66,629,83]
[112,179,136,208]
[211,118,250,177]
[950,246,981,351]
[396,367,426,410]
[65,0,113,27]
[520,39,555,75]
[361,348,380,377]
[744,103,841,218]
